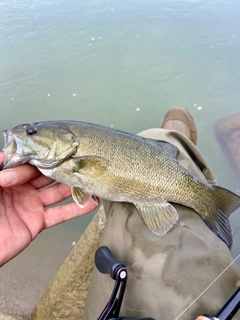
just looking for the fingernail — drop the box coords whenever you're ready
[0,171,16,186]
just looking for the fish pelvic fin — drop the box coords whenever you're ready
[134,202,179,236]
[72,187,98,208]
[203,186,240,249]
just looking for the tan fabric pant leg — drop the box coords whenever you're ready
[83,129,240,320]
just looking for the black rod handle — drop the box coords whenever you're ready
[216,287,240,320]
[95,246,126,280]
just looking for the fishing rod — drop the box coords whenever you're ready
[95,246,240,320]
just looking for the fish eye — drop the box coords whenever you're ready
[26,127,38,135]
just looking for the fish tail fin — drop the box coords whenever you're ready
[204,186,240,249]
[213,185,240,217]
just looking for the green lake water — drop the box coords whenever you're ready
[1,0,240,264]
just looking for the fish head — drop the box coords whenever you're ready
[1,122,79,170]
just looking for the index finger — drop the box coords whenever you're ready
[43,198,100,228]
[0,151,40,186]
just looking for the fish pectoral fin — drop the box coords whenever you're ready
[134,202,179,236]
[72,187,93,208]
[72,156,108,178]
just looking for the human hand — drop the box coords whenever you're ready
[0,152,99,266]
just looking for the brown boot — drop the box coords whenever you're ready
[161,108,197,145]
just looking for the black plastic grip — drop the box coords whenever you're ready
[216,287,240,320]
[95,246,126,280]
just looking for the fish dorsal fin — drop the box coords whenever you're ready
[72,156,108,178]
[134,202,179,236]
[144,138,180,160]
[158,141,180,159]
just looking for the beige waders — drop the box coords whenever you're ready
[83,129,240,320]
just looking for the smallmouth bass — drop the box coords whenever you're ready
[1,120,240,248]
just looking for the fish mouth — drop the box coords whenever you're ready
[0,130,29,170]
[1,129,68,170]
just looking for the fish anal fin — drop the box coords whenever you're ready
[134,202,179,236]
[72,187,92,208]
